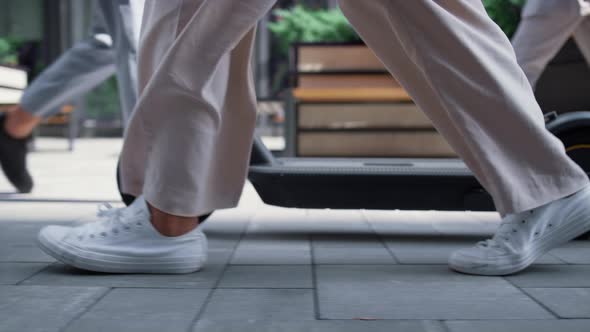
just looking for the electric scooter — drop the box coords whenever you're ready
[117,110,590,240]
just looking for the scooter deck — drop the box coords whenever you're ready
[249,157,496,211]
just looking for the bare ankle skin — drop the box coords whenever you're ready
[148,203,200,237]
[4,105,41,138]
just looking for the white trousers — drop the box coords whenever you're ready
[513,0,590,87]
[120,0,589,217]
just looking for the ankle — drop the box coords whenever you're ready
[5,105,40,138]
[148,203,199,237]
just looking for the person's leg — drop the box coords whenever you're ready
[37,0,276,274]
[339,0,590,275]
[96,0,142,127]
[120,0,274,217]
[0,1,118,193]
[512,0,586,88]
[1,38,115,194]
[6,40,116,134]
[13,1,119,131]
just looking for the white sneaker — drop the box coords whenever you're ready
[449,185,590,276]
[37,196,207,274]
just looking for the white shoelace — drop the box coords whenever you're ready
[75,203,133,238]
[475,210,535,251]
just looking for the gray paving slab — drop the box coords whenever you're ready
[231,247,311,265]
[218,265,313,288]
[445,320,590,332]
[0,203,99,223]
[523,288,590,318]
[304,209,373,234]
[193,320,446,332]
[383,237,564,265]
[200,289,315,321]
[384,237,478,265]
[64,288,210,332]
[231,235,311,265]
[207,249,235,266]
[245,207,310,235]
[365,210,440,236]
[313,246,397,264]
[549,241,590,264]
[506,265,590,288]
[365,210,499,237]
[0,221,65,262]
[0,285,108,332]
[200,208,252,240]
[316,265,552,320]
[311,234,383,248]
[23,263,224,288]
[312,234,396,264]
[0,262,48,284]
[0,242,55,263]
[191,209,252,254]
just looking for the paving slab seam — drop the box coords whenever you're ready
[429,320,453,332]
[215,286,314,289]
[310,231,322,320]
[303,318,563,321]
[516,286,590,288]
[106,286,222,290]
[394,261,570,266]
[360,210,401,264]
[186,212,257,331]
[547,253,569,264]
[502,277,561,319]
[227,264,313,267]
[14,263,53,285]
[1,260,55,264]
[56,287,113,332]
[0,198,121,204]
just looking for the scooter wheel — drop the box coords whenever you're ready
[559,128,590,240]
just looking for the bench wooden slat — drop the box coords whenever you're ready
[293,87,412,103]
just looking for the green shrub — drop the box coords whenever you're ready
[0,37,23,65]
[483,0,526,37]
[268,5,360,56]
[268,2,527,52]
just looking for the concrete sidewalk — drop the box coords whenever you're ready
[0,138,589,331]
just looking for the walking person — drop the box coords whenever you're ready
[512,0,590,87]
[0,0,144,193]
[37,0,590,276]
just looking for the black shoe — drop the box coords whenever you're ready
[0,115,33,193]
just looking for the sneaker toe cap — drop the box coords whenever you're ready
[38,225,71,243]
[449,247,490,267]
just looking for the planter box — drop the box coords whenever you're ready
[293,42,385,73]
[0,64,27,105]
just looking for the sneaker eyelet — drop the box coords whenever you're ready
[100,232,107,237]
[548,224,553,228]
[89,234,95,238]
[136,222,142,226]
[112,229,119,234]
[522,220,526,224]
[512,229,518,233]
[534,232,540,236]
[124,225,131,231]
